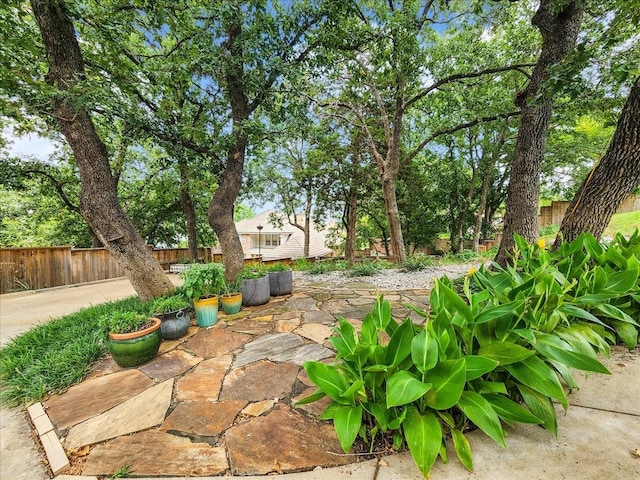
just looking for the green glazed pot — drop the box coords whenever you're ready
[194,295,218,327]
[220,293,242,314]
[108,317,162,368]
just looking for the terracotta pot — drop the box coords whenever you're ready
[108,317,162,368]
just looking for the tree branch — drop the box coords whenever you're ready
[404,110,521,164]
[404,63,535,110]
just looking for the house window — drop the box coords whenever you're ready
[263,234,281,247]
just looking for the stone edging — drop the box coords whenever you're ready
[27,403,70,476]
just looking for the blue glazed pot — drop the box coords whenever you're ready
[155,307,191,340]
[194,296,218,327]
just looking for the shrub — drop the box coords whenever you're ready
[401,253,436,272]
[180,262,225,301]
[149,294,190,314]
[348,257,387,276]
[299,233,631,477]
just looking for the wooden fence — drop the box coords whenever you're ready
[0,246,213,294]
[539,194,640,227]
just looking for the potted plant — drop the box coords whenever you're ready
[103,312,162,368]
[266,262,293,296]
[180,263,225,327]
[150,294,191,340]
[219,279,243,315]
[238,265,270,307]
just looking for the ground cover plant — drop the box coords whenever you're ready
[0,296,152,407]
[300,233,639,477]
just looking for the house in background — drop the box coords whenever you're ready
[228,211,334,261]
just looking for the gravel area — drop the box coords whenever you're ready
[294,262,485,290]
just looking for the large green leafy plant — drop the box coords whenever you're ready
[180,263,226,301]
[299,233,635,477]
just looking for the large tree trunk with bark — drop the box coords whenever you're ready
[495,0,584,266]
[344,185,358,265]
[208,18,247,282]
[31,0,174,301]
[178,159,198,261]
[554,76,640,246]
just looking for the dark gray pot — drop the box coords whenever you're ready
[155,307,190,340]
[240,275,270,306]
[268,270,293,296]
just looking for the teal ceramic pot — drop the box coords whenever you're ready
[108,317,162,368]
[220,293,242,314]
[155,307,191,340]
[268,270,293,296]
[194,296,218,327]
[240,275,270,306]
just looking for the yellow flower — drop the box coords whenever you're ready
[466,266,477,276]
[537,238,546,249]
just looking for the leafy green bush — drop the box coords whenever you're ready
[308,259,347,274]
[293,258,312,271]
[265,262,291,272]
[237,264,267,280]
[180,262,225,300]
[539,223,559,237]
[442,250,480,263]
[300,234,625,477]
[348,257,387,276]
[149,294,190,314]
[401,253,436,271]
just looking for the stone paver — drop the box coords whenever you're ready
[269,343,334,365]
[295,323,333,344]
[225,405,351,475]
[220,360,299,402]
[44,370,153,431]
[275,317,301,332]
[302,310,335,324]
[233,332,303,367]
[138,348,202,382]
[82,430,228,477]
[181,328,251,358]
[242,399,277,416]
[161,400,247,437]
[176,355,232,402]
[64,379,173,449]
[227,318,273,335]
[286,296,319,311]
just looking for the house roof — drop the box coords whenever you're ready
[235,210,334,260]
[235,211,298,234]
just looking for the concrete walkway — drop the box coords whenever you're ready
[1,278,639,479]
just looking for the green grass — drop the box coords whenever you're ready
[604,210,640,238]
[0,296,149,407]
[540,211,640,244]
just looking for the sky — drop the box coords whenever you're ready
[2,128,60,161]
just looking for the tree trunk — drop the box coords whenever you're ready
[344,185,358,265]
[208,17,247,282]
[495,0,584,266]
[554,76,640,246]
[30,0,174,301]
[382,174,406,262]
[303,190,312,258]
[178,158,198,261]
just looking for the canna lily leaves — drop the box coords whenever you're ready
[505,356,568,409]
[386,371,431,408]
[424,359,466,410]
[303,361,351,405]
[404,407,442,477]
[411,328,439,373]
[385,318,414,368]
[451,428,473,471]
[332,404,363,452]
[483,393,543,424]
[457,391,506,447]
[478,342,535,365]
[465,355,499,380]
